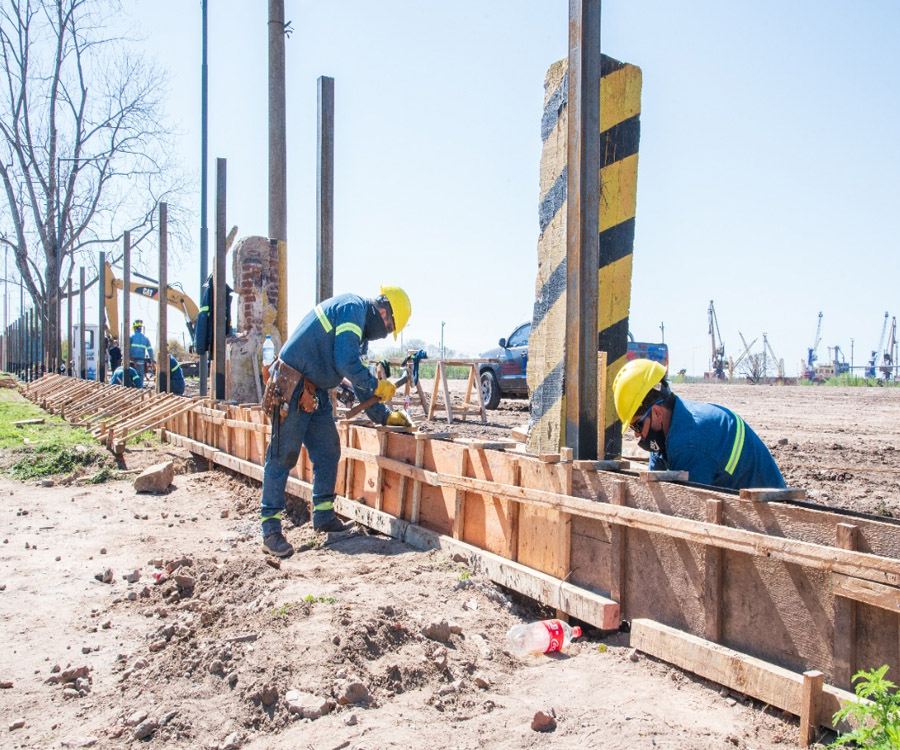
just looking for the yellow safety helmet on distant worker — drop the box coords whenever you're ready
[612,359,668,434]
[132,319,143,331]
[379,286,411,340]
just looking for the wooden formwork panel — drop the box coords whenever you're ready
[24,375,900,698]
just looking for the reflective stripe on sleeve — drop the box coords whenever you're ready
[335,322,362,338]
[315,304,333,333]
[724,413,746,475]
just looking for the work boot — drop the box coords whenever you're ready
[313,517,355,534]
[262,531,294,558]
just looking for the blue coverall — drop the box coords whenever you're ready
[648,397,786,490]
[111,365,143,389]
[168,355,185,396]
[259,294,391,535]
[129,331,154,378]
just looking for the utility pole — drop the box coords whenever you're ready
[158,203,169,393]
[268,0,288,343]
[441,321,445,359]
[199,0,210,397]
[316,75,334,304]
[660,321,665,344]
[123,234,131,382]
[97,251,107,382]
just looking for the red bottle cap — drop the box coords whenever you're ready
[573,626,582,638]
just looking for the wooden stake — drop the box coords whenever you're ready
[610,479,627,613]
[704,498,724,643]
[833,523,859,688]
[452,448,468,540]
[799,670,824,746]
[410,434,426,524]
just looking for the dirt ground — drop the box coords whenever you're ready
[3,381,899,749]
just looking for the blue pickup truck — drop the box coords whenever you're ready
[479,322,669,409]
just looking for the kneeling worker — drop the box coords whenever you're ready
[259,286,413,558]
[613,360,786,490]
[111,363,143,389]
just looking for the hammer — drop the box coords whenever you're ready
[345,370,409,419]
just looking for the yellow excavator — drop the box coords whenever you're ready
[101,261,200,340]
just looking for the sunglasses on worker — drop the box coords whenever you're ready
[630,398,664,434]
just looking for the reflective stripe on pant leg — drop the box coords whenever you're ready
[306,392,341,524]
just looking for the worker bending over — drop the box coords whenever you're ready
[111,364,143,389]
[129,320,154,379]
[166,355,185,396]
[613,360,786,490]
[259,286,413,558]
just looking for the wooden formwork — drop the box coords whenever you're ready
[26,373,897,743]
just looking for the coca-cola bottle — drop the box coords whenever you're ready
[506,619,582,656]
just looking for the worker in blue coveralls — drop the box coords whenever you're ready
[129,320,154,379]
[613,359,786,490]
[111,364,143,389]
[167,355,185,396]
[259,286,413,558]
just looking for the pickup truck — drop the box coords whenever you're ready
[479,322,669,409]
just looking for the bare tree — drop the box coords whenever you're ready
[0,0,187,368]
[738,353,766,384]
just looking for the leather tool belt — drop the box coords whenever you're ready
[262,358,317,422]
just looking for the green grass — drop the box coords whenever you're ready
[303,594,336,604]
[0,389,109,480]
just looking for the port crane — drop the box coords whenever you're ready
[880,316,897,380]
[803,312,823,380]
[707,300,726,379]
[763,332,784,380]
[728,331,757,379]
[866,312,890,378]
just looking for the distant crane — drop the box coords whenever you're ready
[804,312,823,380]
[707,301,726,379]
[880,316,897,380]
[728,331,758,379]
[763,332,784,380]
[866,312,890,378]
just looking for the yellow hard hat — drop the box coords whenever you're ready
[379,285,411,340]
[613,359,668,434]
[132,319,143,331]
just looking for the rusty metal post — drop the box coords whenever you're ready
[158,203,169,393]
[317,75,334,303]
[122,232,131,382]
[268,0,288,341]
[79,267,86,379]
[214,158,227,400]
[565,0,602,460]
[97,250,107,382]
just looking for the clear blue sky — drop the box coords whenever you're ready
[101,1,900,376]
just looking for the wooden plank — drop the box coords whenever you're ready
[506,459,521,562]
[630,619,860,733]
[638,470,689,483]
[410,435,426,524]
[739,488,807,502]
[427,365,441,420]
[375,431,389,512]
[574,459,626,471]
[452,449,468,540]
[704,498,724,643]
[833,523,859,688]
[800,670,825,746]
[345,426,358,500]
[609,479,627,613]
[833,573,900,613]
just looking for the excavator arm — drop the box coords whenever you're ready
[103,261,200,340]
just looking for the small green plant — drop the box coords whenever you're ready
[271,602,296,617]
[303,594,335,604]
[86,466,120,484]
[458,570,471,581]
[830,665,900,748]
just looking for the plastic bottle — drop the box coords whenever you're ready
[506,619,582,656]
[262,335,276,367]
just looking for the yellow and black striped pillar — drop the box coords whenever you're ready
[527,55,641,456]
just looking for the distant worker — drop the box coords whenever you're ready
[613,360,786,490]
[129,320,154,378]
[108,337,122,374]
[110,364,143,389]
[167,354,185,396]
[259,287,413,558]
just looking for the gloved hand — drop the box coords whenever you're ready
[375,379,396,402]
[386,410,412,427]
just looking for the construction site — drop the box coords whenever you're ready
[3,3,900,750]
